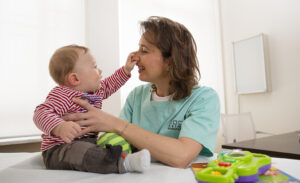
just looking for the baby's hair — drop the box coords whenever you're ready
[49,45,89,85]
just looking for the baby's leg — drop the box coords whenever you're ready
[83,145,151,173]
[42,138,150,174]
[42,138,123,174]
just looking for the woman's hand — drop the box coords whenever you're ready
[63,98,125,137]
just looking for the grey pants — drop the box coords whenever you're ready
[42,137,127,174]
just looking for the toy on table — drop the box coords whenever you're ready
[196,149,271,183]
[97,132,132,154]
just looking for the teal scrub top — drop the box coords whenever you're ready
[119,84,220,157]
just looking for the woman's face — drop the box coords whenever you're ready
[136,36,169,84]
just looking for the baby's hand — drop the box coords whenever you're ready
[52,121,81,143]
[124,52,139,75]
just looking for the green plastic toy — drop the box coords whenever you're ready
[97,132,132,154]
[196,150,271,183]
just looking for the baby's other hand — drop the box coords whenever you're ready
[124,52,139,75]
[52,121,81,143]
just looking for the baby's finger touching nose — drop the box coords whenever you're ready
[132,55,139,62]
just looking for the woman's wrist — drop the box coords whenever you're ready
[120,122,130,136]
[115,119,130,135]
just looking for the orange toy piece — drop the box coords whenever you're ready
[211,171,222,176]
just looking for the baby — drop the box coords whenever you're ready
[33,45,150,174]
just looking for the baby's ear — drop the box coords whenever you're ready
[66,73,80,86]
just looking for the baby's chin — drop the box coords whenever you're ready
[86,85,101,93]
[94,84,102,92]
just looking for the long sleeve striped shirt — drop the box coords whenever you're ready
[33,67,130,151]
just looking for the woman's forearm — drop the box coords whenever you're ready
[112,116,203,168]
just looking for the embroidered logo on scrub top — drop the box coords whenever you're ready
[168,120,183,130]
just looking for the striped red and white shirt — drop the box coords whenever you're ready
[33,67,130,151]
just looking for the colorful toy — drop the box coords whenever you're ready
[196,150,271,183]
[97,132,132,154]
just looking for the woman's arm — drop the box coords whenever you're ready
[64,98,202,168]
[121,122,203,168]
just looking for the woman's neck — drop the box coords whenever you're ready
[154,81,171,97]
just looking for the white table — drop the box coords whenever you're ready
[0,152,299,183]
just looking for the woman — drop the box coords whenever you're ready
[64,16,220,168]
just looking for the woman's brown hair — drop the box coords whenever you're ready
[49,45,88,85]
[140,16,201,100]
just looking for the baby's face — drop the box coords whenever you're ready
[73,50,102,93]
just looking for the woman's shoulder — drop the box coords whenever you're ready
[193,85,218,95]
[130,83,152,94]
[123,84,152,105]
[126,83,152,99]
[185,85,220,113]
[190,85,219,102]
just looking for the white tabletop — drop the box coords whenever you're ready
[269,157,300,179]
[0,152,299,183]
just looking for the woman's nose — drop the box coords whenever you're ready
[135,50,140,56]
[98,69,102,75]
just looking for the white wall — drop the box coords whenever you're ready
[0,0,85,138]
[86,0,121,116]
[220,0,300,135]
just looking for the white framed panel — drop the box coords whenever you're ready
[233,34,268,94]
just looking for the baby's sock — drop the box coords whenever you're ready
[123,149,150,172]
